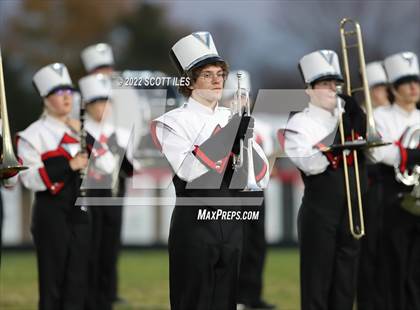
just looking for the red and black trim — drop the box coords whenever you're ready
[150,121,162,151]
[38,166,65,195]
[255,134,263,147]
[38,133,78,195]
[86,133,108,158]
[61,133,79,144]
[278,128,298,151]
[192,123,237,174]
[193,146,231,174]
[255,161,267,182]
[314,131,363,170]
[395,140,408,173]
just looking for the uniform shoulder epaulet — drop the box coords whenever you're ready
[17,119,43,150]
[153,106,189,132]
[285,110,308,134]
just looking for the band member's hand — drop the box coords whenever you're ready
[69,152,88,171]
[66,118,81,133]
[338,94,366,135]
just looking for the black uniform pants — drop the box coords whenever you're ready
[85,205,122,310]
[298,201,360,310]
[357,180,383,310]
[378,198,420,310]
[169,205,243,310]
[32,200,90,310]
[237,202,266,304]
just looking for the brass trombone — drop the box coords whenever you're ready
[0,48,27,177]
[337,18,372,239]
[339,18,391,239]
[340,18,389,147]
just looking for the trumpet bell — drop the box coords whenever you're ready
[241,139,262,192]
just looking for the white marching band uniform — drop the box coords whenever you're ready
[78,71,134,310]
[18,114,80,193]
[17,63,90,310]
[369,51,420,310]
[285,49,368,310]
[152,31,269,310]
[285,103,342,175]
[373,104,420,166]
[153,97,269,186]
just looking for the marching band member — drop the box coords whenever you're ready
[284,50,368,310]
[372,51,420,310]
[151,32,269,310]
[223,70,275,310]
[17,63,89,310]
[81,43,133,305]
[366,61,391,108]
[78,73,134,310]
[357,60,390,310]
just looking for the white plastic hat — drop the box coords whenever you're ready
[170,31,225,74]
[78,73,112,104]
[33,63,74,97]
[81,43,114,73]
[384,52,419,84]
[366,61,388,87]
[299,50,343,85]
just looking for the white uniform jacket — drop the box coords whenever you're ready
[150,97,270,188]
[372,104,420,170]
[285,103,342,176]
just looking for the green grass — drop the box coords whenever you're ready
[0,249,300,309]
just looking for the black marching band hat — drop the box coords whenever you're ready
[33,63,75,98]
[299,50,344,86]
[170,31,226,75]
[81,43,114,73]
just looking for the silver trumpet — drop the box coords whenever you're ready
[230,71,262,192]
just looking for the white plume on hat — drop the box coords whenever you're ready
[299,50,343,85]
[81,43,114,73]
[33,63,74,97]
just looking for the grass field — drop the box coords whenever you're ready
[0,249,300,309]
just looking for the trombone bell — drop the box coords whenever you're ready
[0,48,28,178]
